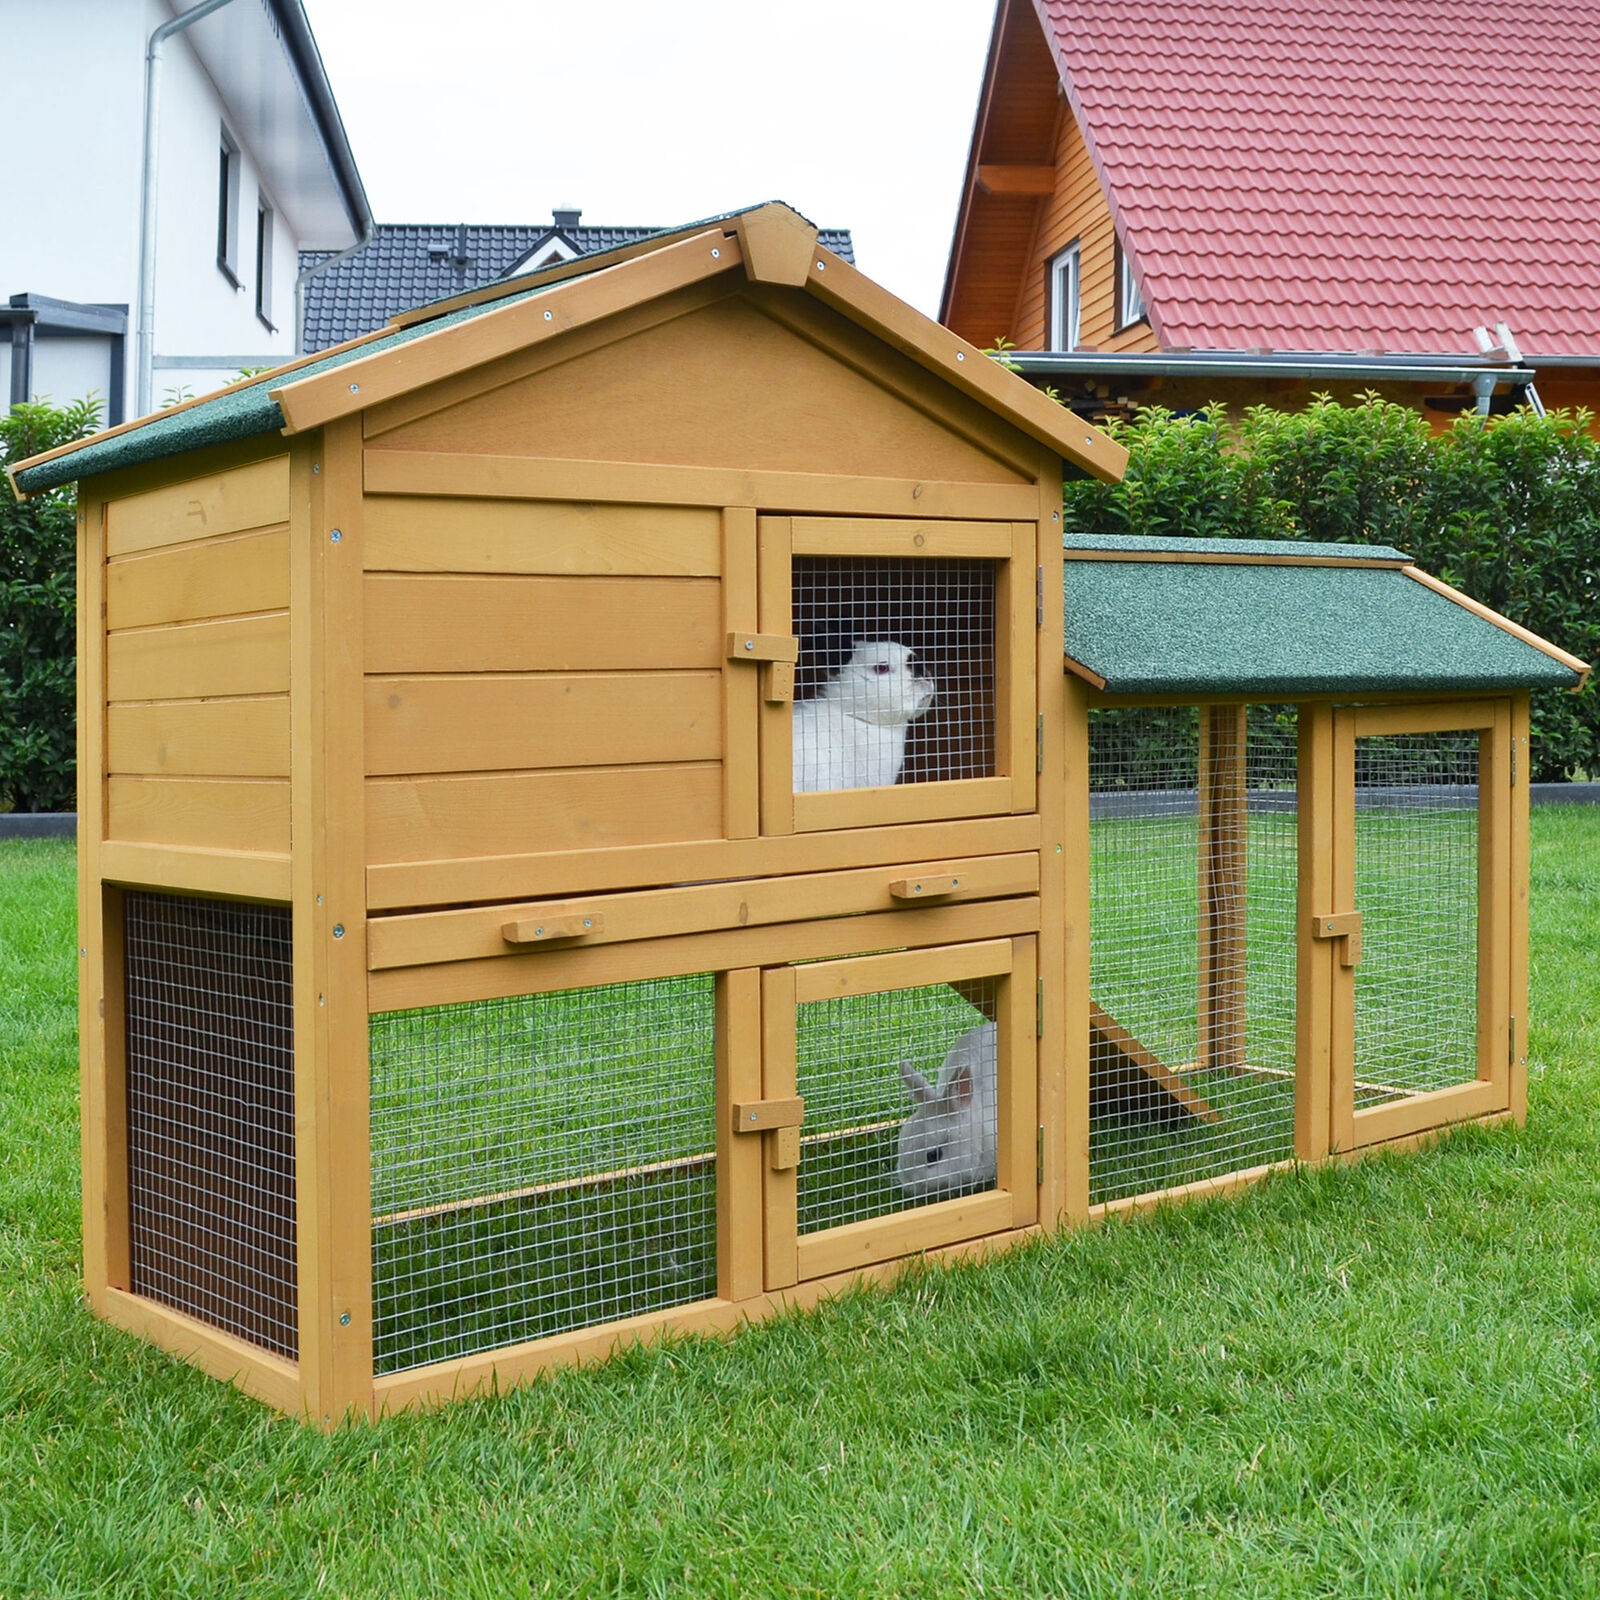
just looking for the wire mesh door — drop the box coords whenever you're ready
[757,939,1036,1288]
[1331,702,1512,1148]
[757,517,1033,834]
[1086,705,1301,1206]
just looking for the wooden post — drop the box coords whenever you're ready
[291,422,374,1426]
[1508,693,1531,1124]
[1295,702,1334,1161]
[715,969,764,1303]
[1477,699,1514,1106]
[1198,704,1248,1072]
[1058,673,1092,1223]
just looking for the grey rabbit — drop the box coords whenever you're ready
[895,1021,997,1198]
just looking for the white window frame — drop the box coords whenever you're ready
[254,194,275,330]
[1048,242,1081,351]
[1117,241,1146,329]
[217,125,242,286]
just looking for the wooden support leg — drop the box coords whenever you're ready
[1199,704,1248,1073]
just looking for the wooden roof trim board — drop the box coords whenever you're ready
[1402,565,1593,688]
[271,228,742,433]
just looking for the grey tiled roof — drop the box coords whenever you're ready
[301,217,856,351]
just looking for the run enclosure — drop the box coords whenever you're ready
[17,204,1587,1421]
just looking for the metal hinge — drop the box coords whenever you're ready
[1037,715,1045,773]
[1036,1125,1045,1187]
[1036,977,1045,1036]
[1509,1015,1517,1068]
[1036,565,1045,626]
[1511,739,1518,787]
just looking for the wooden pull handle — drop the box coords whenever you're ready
[732,1097,805,1132]
[502,913,604,944]
[889,874,962,901]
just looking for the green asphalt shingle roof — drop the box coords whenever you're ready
[1063,540,1584,695]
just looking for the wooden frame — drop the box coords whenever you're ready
[1329,699,1513,1151]
[758,515,1037,837]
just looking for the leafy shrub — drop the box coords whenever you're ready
[1064,397,1599,781]
[0,397,99,812]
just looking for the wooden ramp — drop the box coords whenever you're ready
[1090,1002,1219,1124]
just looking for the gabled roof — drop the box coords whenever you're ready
[302,215,855,351]
[963,0,1600,357]
[12,204,1124,496]
[1062,535,1590,696]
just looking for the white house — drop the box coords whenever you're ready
[0,0,369,426]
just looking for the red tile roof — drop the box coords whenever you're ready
[1037,0,1600,355]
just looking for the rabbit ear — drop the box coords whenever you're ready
[899,1059,934,1105]
[946,1062,976,1109]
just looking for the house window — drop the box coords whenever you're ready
[1116,240,1146,329]
[255,198,275,330]
[217,127,242,285]
[1048,242,1081,351]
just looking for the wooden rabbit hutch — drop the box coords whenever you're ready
[11,204,1588,1424]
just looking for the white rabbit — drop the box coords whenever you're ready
[895,1021,997,1199]
[792,640,936,793]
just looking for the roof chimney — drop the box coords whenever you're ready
[552,206,581,230]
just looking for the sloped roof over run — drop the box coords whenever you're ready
[10,204,1125,497]
[1036,0,1600,355]
[1062,535,1589,696]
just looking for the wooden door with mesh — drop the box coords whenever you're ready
[1328,701,1513,1149]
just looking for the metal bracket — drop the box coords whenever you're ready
[1310,911,1362,968]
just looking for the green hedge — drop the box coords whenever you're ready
[1063,397,1600,781]
[1,398,99,813]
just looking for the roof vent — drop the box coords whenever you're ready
[552,206,582,230]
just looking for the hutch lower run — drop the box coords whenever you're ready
[12,205,1587,1424]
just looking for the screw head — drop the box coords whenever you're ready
[711,248,721,259]
[744,639,754,651]
[544,310,553,321]
[349,382,359,393]
[815,261,825,271]
[332,924,345,939]
[583,919,592,929]
[957,351,966,361]
[339,1312,351,1326]
[329,529,342,543]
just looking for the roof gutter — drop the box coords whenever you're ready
[294,222,375,356]
[137,0,240,420]
[1004,351,1539,386]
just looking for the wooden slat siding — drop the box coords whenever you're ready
[107,698,290,778]
[106,612,290,702]
[371,294,1030,487]
[97,841,291,901]
[366,855,1041,971]
[368,813,1042,911]
[367,764,723,863]
[362,496,722,577]
[106,775,291,854]
[365,449,1044,523]
[364,575,721,671]
[1509,694,1531,1124]
[365,672,721,776]
[1010,106,1161,355]
[104,456,290,557]
[106,527,290,629]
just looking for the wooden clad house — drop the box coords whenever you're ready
[942,0,1600,422]
[10,201,1587,1423]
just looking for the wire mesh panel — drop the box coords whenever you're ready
[1087,706,1299,1205]
[796,979,999,1232]
[369,976,717,1375]
[791,556,996,791]
[1353,731,1481,1101]
[123,891,296,1359]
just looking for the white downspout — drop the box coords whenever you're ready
[136,0,239,418]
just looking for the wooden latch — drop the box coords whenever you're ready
[732,1096,805,1171]
[889,874,962,900]
[727,632,799,703]
[1311,911,1362,968]
[502,913,604,944]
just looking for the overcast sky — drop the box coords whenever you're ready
[299,0,995,317]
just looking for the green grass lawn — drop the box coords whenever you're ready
[3,812,1600,1598]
